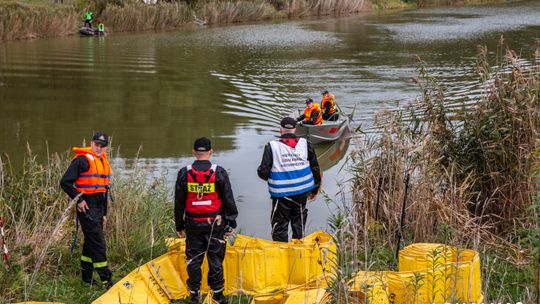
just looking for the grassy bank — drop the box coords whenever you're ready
[0,148,174,303]
[328,41,539,302]
[0,0,519,41]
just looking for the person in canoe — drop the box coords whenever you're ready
[296,97,322,126]
[320,90,339,121]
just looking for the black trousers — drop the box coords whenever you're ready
[271,194,308,242]
[78,199,112,283]
[323,113,339,121]
[186,228,226,292]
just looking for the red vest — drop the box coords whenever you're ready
[72,147,111,195]
[186,164,222,222]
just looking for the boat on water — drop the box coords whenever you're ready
[293,110,353,144]
[79,27,106,37]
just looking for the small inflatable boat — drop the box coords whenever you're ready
[79,27,106,37]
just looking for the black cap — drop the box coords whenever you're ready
[321,90,329,95]
[280,117,297,129]
[305,97,314,104]
[92,132,109,147]
[193,137,212,152]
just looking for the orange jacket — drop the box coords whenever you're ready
[72,147,111,195]
[304,103,323,125]
[321,93,336,116]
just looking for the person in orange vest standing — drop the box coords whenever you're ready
[175,137,238,304]
[320,90,339,121]
[60,132,113,289]
[296,98,323,125]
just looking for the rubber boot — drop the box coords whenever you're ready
[213,291,228,304]
[81,265,96,285]
[189,290,200,304]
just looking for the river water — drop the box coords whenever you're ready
[0,0,538,238]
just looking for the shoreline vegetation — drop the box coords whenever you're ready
[0,41,538,303]
[0,0,519,41]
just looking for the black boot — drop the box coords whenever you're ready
[213,291,228,304]
[81,267,95,285]
[189,290,200,304]
[102,279,114,290]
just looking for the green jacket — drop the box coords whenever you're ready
[84,12,93,21]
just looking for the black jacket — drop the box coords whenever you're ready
[60,155,108,214]
[175,160,238,232]
[257,133,321,197]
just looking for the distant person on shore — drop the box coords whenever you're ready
[84,10,94,28]
[296,98,323,125]
[257,117,321,242]
[321,90,339,121]
[60,132,114,289]
[175,137,238,304]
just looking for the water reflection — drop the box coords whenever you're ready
[0,0,538,239]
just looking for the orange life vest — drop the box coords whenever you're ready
[304,103,323,125]
[72,147,111,195]
[321,93,336,116]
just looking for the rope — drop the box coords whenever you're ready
[69,214,79,256]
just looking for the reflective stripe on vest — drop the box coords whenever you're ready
[185,164,222,221]
[304,104,323,125]
[72,147,111,195]
[322,94,336,115]
[268,138,315,197]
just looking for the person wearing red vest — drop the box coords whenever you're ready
[60,132,113,289]
[175,137,238,304]
[296,97,323,125]
[321,90,339,121]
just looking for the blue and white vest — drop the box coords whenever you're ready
[268,138,315,197]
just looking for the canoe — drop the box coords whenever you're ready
[79,27,106,37]
[294,113,352,144]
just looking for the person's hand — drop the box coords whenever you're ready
[298,121,304,126]
[177,230,185,238]
[308,193,317,201]
[224,227,236,237]
[77,201,89,213]
[102,216,107,230]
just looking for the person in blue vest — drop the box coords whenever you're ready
[257,117,321,242]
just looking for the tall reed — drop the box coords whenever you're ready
[0,2,78,40]
[328,41,539,302]
[0,147,173,303]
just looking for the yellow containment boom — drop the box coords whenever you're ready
[91,232,482,304]
[92,231,336,304]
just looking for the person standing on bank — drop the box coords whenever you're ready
[175,137,238,304]
[60,132,113,288]
[257,117,321,242]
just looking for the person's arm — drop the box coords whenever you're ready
[217,167,238,229]
[60,155,89,202]
[174,168,188,232]
[296,114,305,122]
[257,143,273,181]
[307,142,321,195]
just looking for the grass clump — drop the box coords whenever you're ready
[0,147,173,303]
[326,39,539,303]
